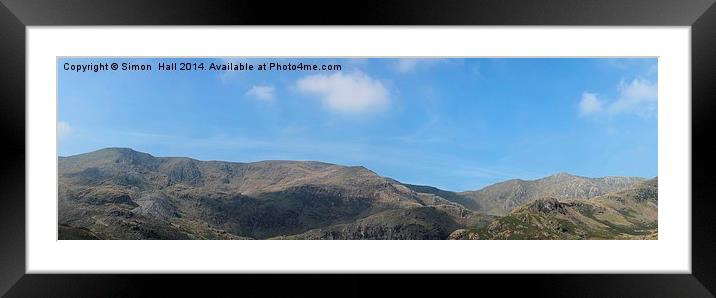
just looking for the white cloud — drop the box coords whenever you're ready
[245,85,275,101]
[58,121,72,140]
[578,78,657,118]
[296,71,389,113]
[579,92,603,116]
[608,78,657,116]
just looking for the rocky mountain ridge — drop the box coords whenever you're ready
[58,148,656,240]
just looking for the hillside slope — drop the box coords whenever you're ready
[58,148,487,239]
[459,173,644,216]
[452,178,658,240]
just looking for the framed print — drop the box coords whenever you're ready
[1,0,715,296]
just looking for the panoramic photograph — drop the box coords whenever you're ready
[57,57,658,240]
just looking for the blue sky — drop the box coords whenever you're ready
[58,58,658,191]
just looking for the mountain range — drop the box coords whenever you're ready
[58,148,657,240]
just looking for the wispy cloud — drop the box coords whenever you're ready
[609,78,657,117]
[578,92,603,116]
[296,71,389,114]
[393,59,442,74]
[57,121,72,140]
[394,59,420,73]
[245,85,275,102]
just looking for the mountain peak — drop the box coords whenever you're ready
[550,172,577,178]
[96,147,142,154]
[65,147,157,165]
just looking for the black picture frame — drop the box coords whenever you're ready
[1,0,715,296]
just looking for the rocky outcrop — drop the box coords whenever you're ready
[448,229,480,240]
